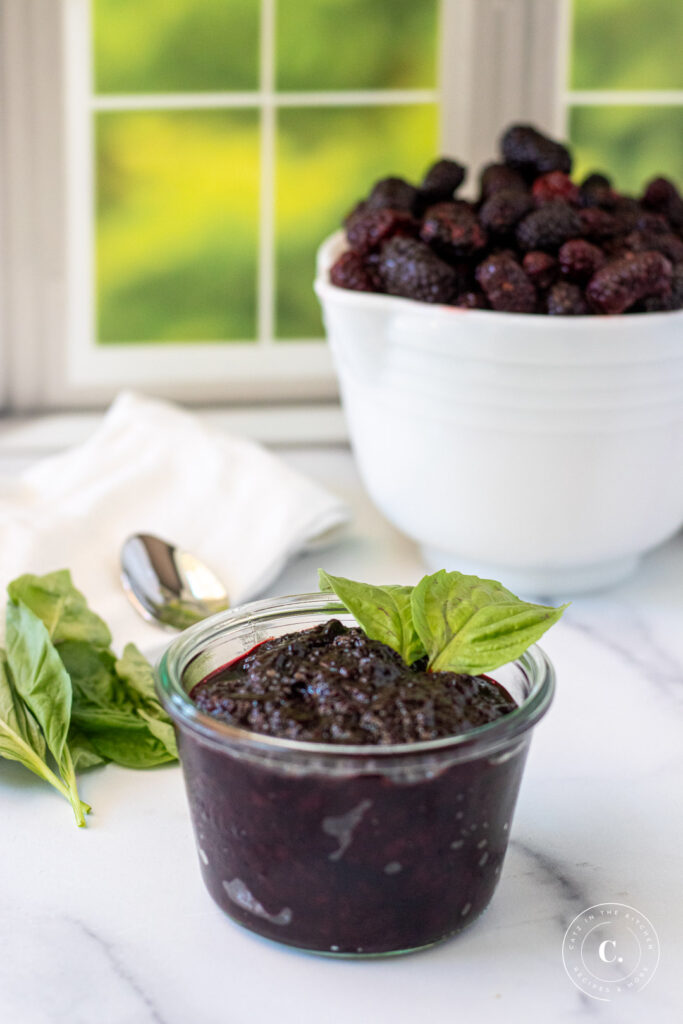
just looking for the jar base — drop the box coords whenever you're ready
[220,898,492,959]
[420,547,639,597]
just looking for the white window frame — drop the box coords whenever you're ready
[1,0,571,411]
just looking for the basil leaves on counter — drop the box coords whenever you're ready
[0,570,176,826]
[319,568,566,675]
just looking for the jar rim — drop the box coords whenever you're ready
[156,591,555,761]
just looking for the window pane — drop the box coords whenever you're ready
[93,0,260,94]
[96,111,259,343]
[571,0,683,90]
[276,0,438,91]
[568,106,683,194]
[275,104,438,339]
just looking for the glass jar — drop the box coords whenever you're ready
[157,592,555,957]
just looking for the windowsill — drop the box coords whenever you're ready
[0,401,349,455]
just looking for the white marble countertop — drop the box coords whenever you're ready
[0,414,681,1023]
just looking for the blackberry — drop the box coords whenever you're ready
[642,177,679,208]
[364,251,385,290]
[558,239,606,283]
[479,162,528,199]
[329,251,377,292]
[641,177,683,230]
[586,252,673,314]
[516,202,582,252]
[501,124,572,177]
[644,263,683,311]
[453,291,488,310]
[601,235,631,259]
[624,230,683,264]
[366,176,418,213]
[475,253,536,313]
[522,251,558,290]
[479,189,534,235]
[579,173,618,209]
[611,197,642,233]
[578,207,620,241]
[546,281,589,315]
[379,236,458,304]
[532,171,580,206]
[420,201,487,259]
[581,172,612,191]
[345,206,417,255]
[419,158,466,206]
[579,186,619,210]
[635,211,671,235]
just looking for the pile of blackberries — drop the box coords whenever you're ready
[330,124,682,315]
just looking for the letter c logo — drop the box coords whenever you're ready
[599,939,617,963]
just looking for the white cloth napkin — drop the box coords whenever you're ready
[0,392,350,649]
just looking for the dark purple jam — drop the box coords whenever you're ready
[179,620,529,955]
[190,619,517,744]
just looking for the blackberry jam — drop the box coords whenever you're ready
[157,594,555,956]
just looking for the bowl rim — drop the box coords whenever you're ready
[314,229,683,327]
[156,591,556,762]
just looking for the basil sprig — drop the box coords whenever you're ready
[318,570,426,665]
[0,570,177,826]
[319,568,566,674]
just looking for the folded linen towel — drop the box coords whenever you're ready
[0,392,350,649]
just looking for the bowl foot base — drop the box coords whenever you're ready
[419,547,639,597]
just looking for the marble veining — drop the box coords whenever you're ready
[563,605,683,697]
[509,839,590,913]
[72,919,169,1024]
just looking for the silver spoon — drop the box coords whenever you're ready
[121,533,230,631]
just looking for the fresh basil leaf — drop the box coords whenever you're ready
[71,705,149,732]
[72,704,177,763]
[68,728,106,771]
[6,601,73,767]
[60,640,177,759]
[411,570,567,674]
[115,644,177,758]
[84,724,176,769]
[318,572,335,594]
[135,711,178,759]
[115,644,160,708]
[0,649,46,760]
[8,570,111,648]
[0,651,48,772]
[6,601,89,825]
[59,641,121,709]
[318,569,426,665]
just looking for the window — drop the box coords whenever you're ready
[566,0,683,191]
[65,0,440,405]
[93,0,438,347]
[1,0,680,411]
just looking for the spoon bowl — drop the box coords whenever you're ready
[121,533,230,630]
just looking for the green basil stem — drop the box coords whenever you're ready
[60,744,90,827]
[0,720,89,824]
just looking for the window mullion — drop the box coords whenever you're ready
[257,0,276,348]
[439,0,567,183]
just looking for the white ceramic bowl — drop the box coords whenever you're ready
[315,231,683,595]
